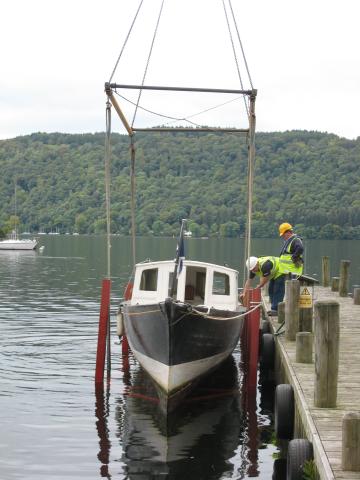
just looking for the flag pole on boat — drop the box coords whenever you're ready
[169,219,187,298]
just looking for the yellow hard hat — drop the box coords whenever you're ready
[279,222,293,236]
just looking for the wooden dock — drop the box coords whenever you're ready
[264,285,360,480]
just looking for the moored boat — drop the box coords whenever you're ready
[119,257,246,411]
[0,231,38,250]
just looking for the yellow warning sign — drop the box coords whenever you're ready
[299,286,312,308]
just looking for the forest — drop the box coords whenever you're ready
[0,130,359,239]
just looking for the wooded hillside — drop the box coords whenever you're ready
[0,130,359,239]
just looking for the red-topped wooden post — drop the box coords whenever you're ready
[95,279,111,385]
[247,288,261,389]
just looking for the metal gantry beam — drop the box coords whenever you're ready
[104,82,256,136]
[106,82,256,96]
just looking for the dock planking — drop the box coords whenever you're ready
[264,285,360,480]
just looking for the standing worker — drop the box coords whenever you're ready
[266,222,304,315]
[278,222,304,268]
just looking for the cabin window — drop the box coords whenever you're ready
[212,272,230,295]
[140,268,158,291]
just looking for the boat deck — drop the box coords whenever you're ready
[263,285,360,480]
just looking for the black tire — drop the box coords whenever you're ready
[275,384,294,440]
[261,320,271,334]
[272,458,287,480]
[286,439,313,480]
[260,333,275,368]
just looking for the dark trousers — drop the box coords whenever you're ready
[268,275,285,311]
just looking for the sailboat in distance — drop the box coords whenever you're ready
[0,183,38,250]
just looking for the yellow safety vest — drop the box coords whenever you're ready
[255,256,302,280]
[280,236,304,275]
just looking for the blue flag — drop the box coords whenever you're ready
[176,231,185,278]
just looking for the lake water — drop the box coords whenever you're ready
[1,235,359,479]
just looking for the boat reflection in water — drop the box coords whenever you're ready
[95,354,278,479]
[116,356,248,479]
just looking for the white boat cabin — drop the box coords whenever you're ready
[130,260,239,311]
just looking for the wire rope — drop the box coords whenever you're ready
[115,90,245,130]
[228,0,254,90]
[130,136,136,267]
[108,0,144,83]
[104,100,112,279]
[221,0,249,117]
[104,98,112,378]
[131,0,165,127]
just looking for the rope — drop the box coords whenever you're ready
[243,94,256,287]
[115,90,244,128]
[104,99,112,379]
[228,0,254,90]
[192,302,261,321]
[130,136,136,267]
[104,100,112,279]
[108,0,144,83]
[221,0,249,117]
[124,302,261,321]
[131,0,165,127]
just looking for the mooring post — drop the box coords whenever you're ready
[354,287,360,305]
[247,288,261,389]
[277,301,285,325]
[314,300,340,408]
[95,279,111,385]
[342,412,360,471]
[296,332,313,363]
[339,260,350,297]
[285,279,300,341]
[331,276,340,292]
[299,282,313,332]
[322,256,330,287]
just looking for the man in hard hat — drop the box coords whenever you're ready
[278,222,304,268]
[241,254,303,315]
[264,222,305,315]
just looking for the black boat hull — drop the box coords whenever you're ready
[122,298,245,404]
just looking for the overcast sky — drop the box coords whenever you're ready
[1,0,360,140]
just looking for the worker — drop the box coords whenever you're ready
[278,222,304,268]
[241,255,303,314]
[265,223,305,315]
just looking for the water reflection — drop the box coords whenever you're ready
[117,357,246,479]
[95,385,112,479]
[94,354,279,479]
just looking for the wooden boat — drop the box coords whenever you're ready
[119,257,246,411]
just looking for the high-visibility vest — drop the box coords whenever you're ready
[255,255,303,280]
[280,235,304,274]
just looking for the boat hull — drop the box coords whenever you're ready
[0,239,38,250]
[122,298,245,406]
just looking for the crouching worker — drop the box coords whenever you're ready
[240,255,303,316]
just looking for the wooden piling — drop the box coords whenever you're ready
[354,287,360,305]
[285,279,300,341]
[331,276,339,292]
[314,300,340,408]
[339,260,350,297]
[322,256,330,287]
[277,301,285,325]
[342,412,360,471]
[299,285,313,332]
[296,332,313,363]
[95,279,111,385]
[299,308,313,332]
